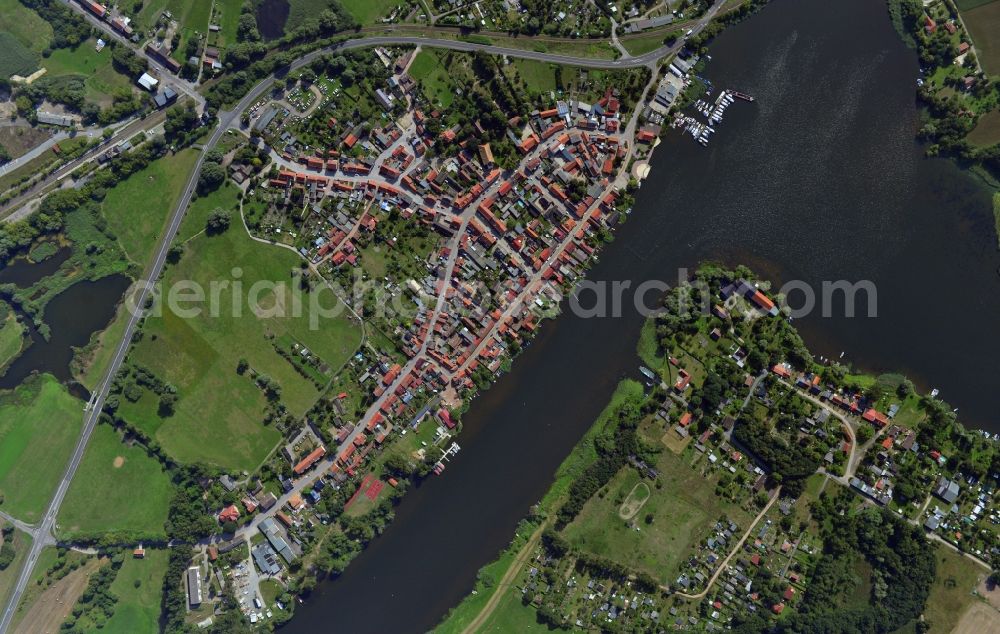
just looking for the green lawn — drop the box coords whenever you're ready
[561,443,752,585]
[332,0,399,23]
[0,0,52,53]
[170,0,211,63]
[476,585,545,632]
[408,49,455,108]
[123,192,363,471]
[57,423,173,540]
[214,0,244,47]
[0,375,82,523]
[259,578,284,606]
[100,149,201,264]
[0,307,23,371]
[99,549,170,634]
[621,33,667,57]
[43,39,135,108]
[135,0,170,31]
[511,59,558,94]
[969,110,1000,148]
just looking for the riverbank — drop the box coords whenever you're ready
[434,264,998,632]
[289,0,1000,630]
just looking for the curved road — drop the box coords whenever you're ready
[0,2,728,627]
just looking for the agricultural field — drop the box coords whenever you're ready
[0,0,52,78]
[57,423,173,540]
[561,436,753,585]
[99,148,200,263]
[42,39,136,108]
[12,550,100,634]
[97,549,170,634]
[122,190,363,471]
[0,32,38,80]
[0,375,83,524]
[962,0,1000,74]
[969,109,1000,147]
[0,0,52,53]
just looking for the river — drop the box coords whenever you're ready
[285,0,1000,631]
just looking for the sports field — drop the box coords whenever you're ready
[100,149,201,263]
[57,423,173,540]
[561,444,752,584]
[0,375,82,523]
[123,190,363,471]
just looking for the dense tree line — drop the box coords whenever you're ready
[733,495,936,633]
[160,544,194,633]
[554,396,647,529]
[62,553,124,631]
[17,0,91,51]
[0,524,15,570]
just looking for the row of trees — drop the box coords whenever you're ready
[554,394,649,528]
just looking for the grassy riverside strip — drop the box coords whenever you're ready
[994,192,1000,247]
[436,264,999,633]
[435,380,646,634]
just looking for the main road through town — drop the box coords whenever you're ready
[0,2,726,628]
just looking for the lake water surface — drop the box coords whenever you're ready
[285,0,1000,630]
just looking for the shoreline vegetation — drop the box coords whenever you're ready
[994,191,1000,247]
[435,264,997,633]
[885,0,1000,221]
[0,0,998,630]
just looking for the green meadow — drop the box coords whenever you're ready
[0,375,82,523]
[57,423,173,540]
[122,187,363,471]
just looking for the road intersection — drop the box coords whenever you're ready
[0,2,728,627]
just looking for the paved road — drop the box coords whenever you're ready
[0,7,732,624]
[0,132,72,178]
[0,107,221,634]
[0,112,166,221]
[54,0,203,108]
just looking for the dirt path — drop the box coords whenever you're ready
[461,523,547,634]
[673,487,781,600]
